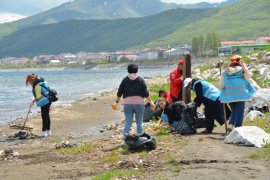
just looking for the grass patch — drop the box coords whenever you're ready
[91,169,139,180]
[204,77,218,84]
[48,136,62,144]
[252,73,270,88]
[243,113,270,133]
[197,64,212,74]
[155,127,170,136]
[58,144,93,154]
[247,143,270,159]
[149,83,170,101]
[101,152,120,163]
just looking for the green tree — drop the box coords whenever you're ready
[198,35,204,57]
[192,37,199,57]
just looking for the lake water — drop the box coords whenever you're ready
[0,67,171,124]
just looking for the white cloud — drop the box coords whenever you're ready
[0,0,73,16]
[161,0,225,4]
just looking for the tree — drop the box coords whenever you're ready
[192,37,199,57]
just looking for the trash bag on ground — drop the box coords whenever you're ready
[125,133,157,152]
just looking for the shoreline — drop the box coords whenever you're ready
[0,75,168,138]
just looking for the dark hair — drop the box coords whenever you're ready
[127,64,138,74]
[158,90,165,97]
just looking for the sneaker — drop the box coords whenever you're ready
[121,140,127,146]
[37,131,48,137]
[227,124,234,132]
[46,130,52,136]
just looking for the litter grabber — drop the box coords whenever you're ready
[9,102,34,131]
[21,102,34,130]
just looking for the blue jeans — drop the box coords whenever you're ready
[229,101,245,127]
[123,104,145,138]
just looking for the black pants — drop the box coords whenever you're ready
[203,99,225,131]
[41,102,51,131]
[171,91,182,103]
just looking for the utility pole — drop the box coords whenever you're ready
[182,54,192,104]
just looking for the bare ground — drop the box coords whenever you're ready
[0,79,269,179]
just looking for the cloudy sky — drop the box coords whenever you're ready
[0,0,226,16]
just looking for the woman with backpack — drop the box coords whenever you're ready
[219,55,256,129]
[26,74,52,137]
[115,64,155,145]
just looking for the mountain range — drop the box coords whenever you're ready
[0,0,269,58]
[0,0,238,37]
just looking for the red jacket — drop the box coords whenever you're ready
[163,91,172,104]
[170,68,183,98]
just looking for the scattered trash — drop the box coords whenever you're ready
[14,131,31,139]
[248,104,269,114]
[54,140,77,149]
[0,149,19,160]
[224,126,270,148]
[244,110,264,121]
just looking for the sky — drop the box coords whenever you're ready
[0,0,226,16]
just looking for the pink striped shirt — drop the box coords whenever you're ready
[123,96,144,105]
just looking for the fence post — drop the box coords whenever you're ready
[182,54,192,104]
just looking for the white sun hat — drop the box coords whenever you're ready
[183,77,192,88]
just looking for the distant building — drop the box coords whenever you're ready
[49,60,61,65]
[221,40,256,46]
[163,46,191,58]
[138,48,165,60]
[256,37,270,44]
[218,44,270,57]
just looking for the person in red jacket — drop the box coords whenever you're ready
[170,59,184,102]
[158,90,172,104]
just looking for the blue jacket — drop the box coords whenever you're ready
[32,81,50,107]
[193,80,220,101]
[219,70,256,103]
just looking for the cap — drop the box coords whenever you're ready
[178,60,184,65]
[231,55,241,63]
[183,78,192,88]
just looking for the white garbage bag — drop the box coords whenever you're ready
[224,126,270,148]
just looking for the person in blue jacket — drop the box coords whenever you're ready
[26,74,51,137]
[183,78,225,134]
[219,55,256,128]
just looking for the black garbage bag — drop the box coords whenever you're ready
[173,119,196,135]
[14,131,30,139]
[181,102,207,129]
[248,104,269,114]
[125,133,157,152]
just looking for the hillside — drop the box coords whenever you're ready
[0,0,178,37]
[145,0,270,47]
[0,0,240,38]
[0,0,268,58]
[0,8,217,57]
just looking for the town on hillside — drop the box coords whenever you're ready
[1,36,269,67]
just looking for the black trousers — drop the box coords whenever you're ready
[41,102,51,131]
[171,91,182,103]
[203,99,225,131]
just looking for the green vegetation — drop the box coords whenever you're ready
[244,113,270,133]
[192,32,221,57]
[101,152,120,163]
[0,0,269,57]
[0,8,217,57]
[0,0,178,38]
[197,64,212,74]
[252,73,270,88]
[147,0,270,48]
[91,169,139,180]
[149,83,170,101]
[247,143,270,159]
[58,144,93,154]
